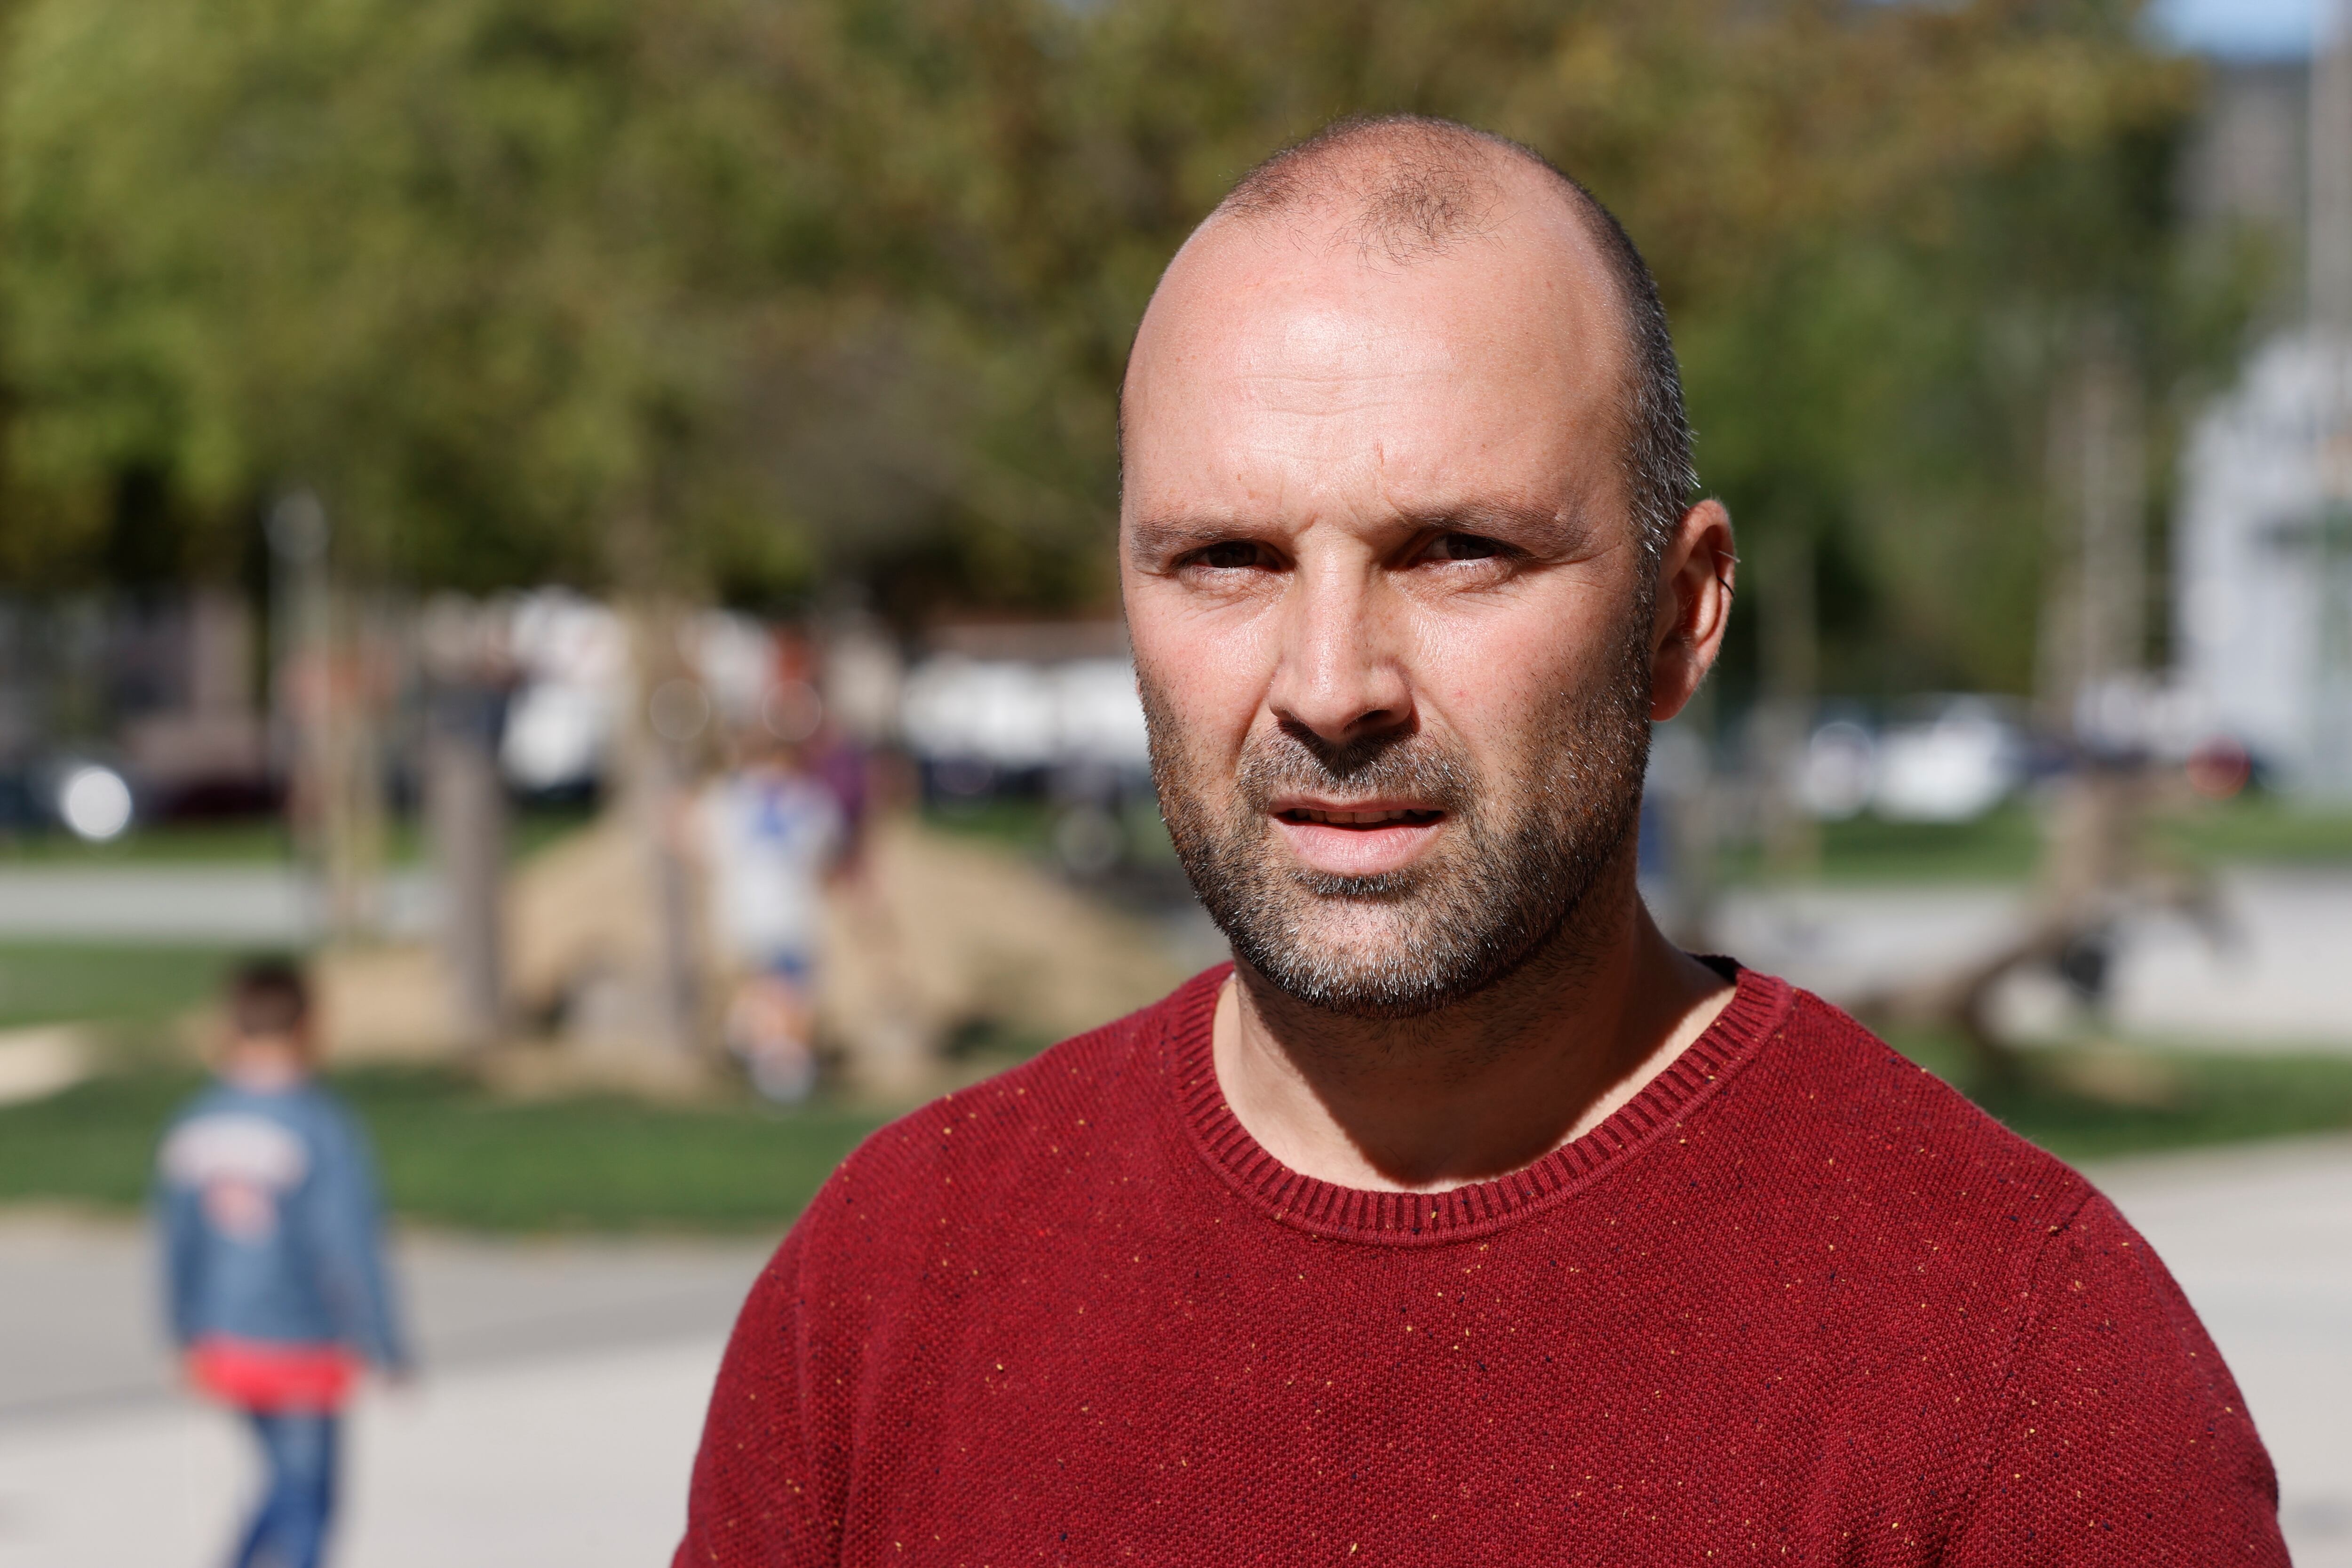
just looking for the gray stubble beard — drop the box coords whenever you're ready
[1140,628,1654,1020]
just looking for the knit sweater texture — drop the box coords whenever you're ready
[677,964,2285,1565]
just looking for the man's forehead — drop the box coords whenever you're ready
[1123,215,1623,498]
[1125,167,1625,453]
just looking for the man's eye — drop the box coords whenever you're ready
[1423,532,1507,563]
[1185,541,1270,571]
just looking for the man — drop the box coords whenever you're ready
[677,116,2284,1564]
[159,958,409,1568]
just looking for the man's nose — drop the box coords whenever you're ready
[1266,560,1412,746]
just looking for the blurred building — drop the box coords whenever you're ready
[2176,334,2352,792]
[2173,22,2352,794]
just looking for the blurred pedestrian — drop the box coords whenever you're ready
[698,727,845,1101]
[156,958,408,1568]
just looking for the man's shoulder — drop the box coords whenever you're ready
[806,969,1219,1227]
[1730,978,2098,1235]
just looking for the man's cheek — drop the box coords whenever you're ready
[1171,684,1257,762]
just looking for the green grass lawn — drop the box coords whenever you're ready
[1718,794,2352,887]
[0,943,245,1030]
[0,817,304,865]
[0,1065,891,1233]
[1808,807,2044,884]
[2157,795,2352,867]
[1981,1053,2352,1162]
[0,930,890,1232]
[1888,1030,2352,1163]
[4,1039,2348,1233]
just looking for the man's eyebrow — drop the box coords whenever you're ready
[1125,516,1265,557]
[1126,499,1605,558]
[1398,499,1601,551]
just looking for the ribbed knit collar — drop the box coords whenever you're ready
[1164,960,1793,1245]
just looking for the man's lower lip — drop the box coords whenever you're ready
[1270,813,1446,875]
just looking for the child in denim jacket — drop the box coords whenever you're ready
[157,959,408,1568]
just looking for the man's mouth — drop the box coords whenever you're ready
[1266,799,1450,877]
[1275,805,1446,828]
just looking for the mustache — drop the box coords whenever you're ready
[1234,721,1475,815]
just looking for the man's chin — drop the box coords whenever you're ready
[1225,905,1486,1019]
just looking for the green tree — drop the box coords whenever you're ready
[0,0,2262,670]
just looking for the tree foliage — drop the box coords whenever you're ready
[0,0,2259,688]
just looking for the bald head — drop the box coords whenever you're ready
[1216,114,1516,265]
[1116,116,1738,1025]
[1123,115,1693,563]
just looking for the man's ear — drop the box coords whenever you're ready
[1648,499,1735,723]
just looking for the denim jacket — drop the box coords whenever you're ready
[155,1080,409,1370]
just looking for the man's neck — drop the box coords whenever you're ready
[1210,876,1734,1194]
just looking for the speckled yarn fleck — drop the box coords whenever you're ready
[677,965,2285,1566]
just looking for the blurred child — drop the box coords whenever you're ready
[156,958,408,1568]
[698,728,845,1101]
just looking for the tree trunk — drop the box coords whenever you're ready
[616,593,708,1059]
[270,491,387,943]
[1756,526,1819,879]
[425,685,508,1047]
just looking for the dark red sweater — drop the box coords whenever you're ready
[678,965,2285,1565]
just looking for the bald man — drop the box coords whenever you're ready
[677,117,2284,1566]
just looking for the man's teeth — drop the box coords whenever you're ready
[1291,807,1437,826]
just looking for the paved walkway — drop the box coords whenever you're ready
[0,1220,769,1568]
[2091,1137,2352,1564]
[1,1136,2346,1564]
[0,867,437,945]
[1716,866,2352,1048]
[0,1220,770,1425]
[1,1337,724,1568]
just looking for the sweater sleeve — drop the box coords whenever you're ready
[675,1220,839,1568]
[1945,1193,2287,1566]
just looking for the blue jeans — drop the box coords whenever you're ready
[233,1410,338,1568]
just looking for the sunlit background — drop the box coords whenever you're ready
[2,0,2351,1561]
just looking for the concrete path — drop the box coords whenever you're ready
[1716,866,2352,1048]
[2091,1136,2352,1565]
[0,1134,2346,1564]
[0,1218,771,1425]
[0,1337,724,1568]
[0,867,437,945]
[0,1217,771,1568]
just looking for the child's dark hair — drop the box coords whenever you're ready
[228,957,312,1040]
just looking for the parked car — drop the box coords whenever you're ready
[1790,696,2029,825]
